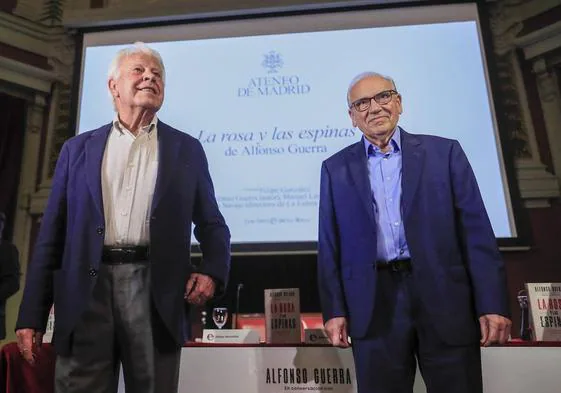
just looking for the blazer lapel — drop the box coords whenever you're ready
[85,124,112,219]
[346,141,376,228]
[400,129,424,220]
[151,121,181,214]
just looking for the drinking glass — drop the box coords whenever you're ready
[212,307,228,329]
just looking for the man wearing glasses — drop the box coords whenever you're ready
[317,72,511,393]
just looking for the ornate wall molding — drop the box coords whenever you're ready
[516,160,561,207]
[0,56,53,93]
[0,7,76,342]
[0,11,61,56]
[487,0,561,206]
[510,7,561,192]
[0,11,76,196]
[45,32,76,180]
[13,0,43,22]
[62,0,397,27]
[492,51,533,160]
[530,58,561,188]
[533,58,558,102]
[515,20,561,60]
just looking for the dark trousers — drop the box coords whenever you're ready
[55,263,180,393]
[352,269,482,393]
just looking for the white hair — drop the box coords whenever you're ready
[107,42,166,109]
[346,72,397,107]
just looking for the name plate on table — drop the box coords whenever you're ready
[43,306,55,343]
[304,328,330,345]
[202,329,260,344]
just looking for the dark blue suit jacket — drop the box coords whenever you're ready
[318,128,509,345]
[16,121,230,355]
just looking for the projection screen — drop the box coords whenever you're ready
[75,2,518,253]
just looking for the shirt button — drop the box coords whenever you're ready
[96,227,104,235]
[400,249,405,255]
[89,269,97,277]
[121,211,128,216]
[394,221,399,226]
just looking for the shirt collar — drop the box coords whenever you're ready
[363,126,401,156]
[113,115,158,139]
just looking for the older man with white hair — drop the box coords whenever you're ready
[16,42,230,393]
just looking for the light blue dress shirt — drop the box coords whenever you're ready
[363,127,411,262]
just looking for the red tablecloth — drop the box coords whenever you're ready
[0,342,55,393]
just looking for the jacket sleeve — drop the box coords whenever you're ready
[191,139,231,296]
[449,140,510,318]
[317,162,347,322]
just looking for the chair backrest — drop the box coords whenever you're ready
[0,341,56,393]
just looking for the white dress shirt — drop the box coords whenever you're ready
[101,116,159,246]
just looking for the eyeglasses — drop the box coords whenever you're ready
[350,90,398,112]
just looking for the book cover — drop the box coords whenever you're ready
[264,288,301,344]
[525,282,561,341]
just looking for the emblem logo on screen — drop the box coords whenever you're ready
[237,52,311,97]
[262,51,283,73]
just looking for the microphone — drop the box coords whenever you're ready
[234,283,244,329]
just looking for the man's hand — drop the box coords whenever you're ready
[16,328,43,365]
[184,273,216,306]
[479,314,511,346]
[324,317,350,348]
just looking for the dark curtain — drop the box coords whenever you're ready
[0,93,26,240]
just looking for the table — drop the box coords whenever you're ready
[170,342,561,393]
[480,342,561,393]
[2,341,560,393]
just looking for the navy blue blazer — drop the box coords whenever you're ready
[16,121,230,355]
[318,128,509,345]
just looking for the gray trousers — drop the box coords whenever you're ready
[55,263,181,393]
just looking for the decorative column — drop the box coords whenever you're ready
[0,11,68,342]
[510,51,560,207]
[14,93,50,264]
[43,33,76,186]
[487,0,561,207]
[532,58,561,187]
